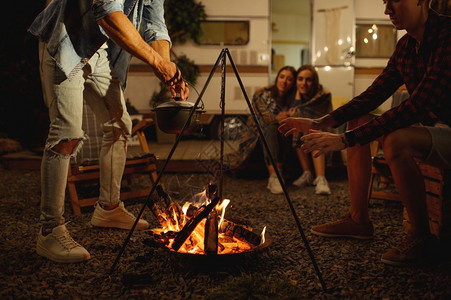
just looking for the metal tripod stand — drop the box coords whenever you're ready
[110,48,328,293]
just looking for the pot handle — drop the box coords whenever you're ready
[175,91,206,111]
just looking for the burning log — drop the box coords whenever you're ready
[149,216,270,255]
[156,184,184,225]
[220,219,262,246]
[172,194,220,252]
[184,203,199,218]
[204,209,218,254]
[147,229,177,247]
[148,195,167,227]
[147,181,270,256]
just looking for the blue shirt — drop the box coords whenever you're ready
[28,0,171,85]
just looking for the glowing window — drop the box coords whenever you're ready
[355,24,397,58]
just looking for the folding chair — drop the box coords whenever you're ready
[66,102,157,215]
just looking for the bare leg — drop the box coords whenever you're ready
[312,151,326,177]
[295,147,312,172]
[346,115,375,224]
[267,163,282,176]
[382,127,431,237]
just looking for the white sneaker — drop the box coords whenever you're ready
[91,201,149,230]
[36,224,91,263]
[314,176,331,195]
[266,174,283,194]
[293,171,314,187]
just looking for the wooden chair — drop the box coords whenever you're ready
[403,163,451,240]
[367,141,401,203]
[367,89,410,203]
[367,142,451,239]
[66,104,157,215]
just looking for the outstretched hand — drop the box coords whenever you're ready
[275,111,290,123]
[300,129,347,157]
[278,117,315,136]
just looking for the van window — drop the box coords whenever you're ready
[355,24,397,58]
[196,21,250,45]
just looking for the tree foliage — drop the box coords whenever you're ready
[164,0,207,44]
[150,0,207,107]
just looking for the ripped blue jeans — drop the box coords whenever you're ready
[39,42,132,227]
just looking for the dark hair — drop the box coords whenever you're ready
[296,65,320,100]
[270,65,296,99]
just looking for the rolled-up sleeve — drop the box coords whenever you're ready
[92,0,124,21]
[142,0,171,46]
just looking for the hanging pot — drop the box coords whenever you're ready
[153,100,205,134]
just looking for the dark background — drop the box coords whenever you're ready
[0,1,47,149]
[1,1,449,150]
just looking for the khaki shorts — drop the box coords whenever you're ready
[424,125,451,169]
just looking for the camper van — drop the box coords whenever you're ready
[124,0,402,138]
[126,0,272,117]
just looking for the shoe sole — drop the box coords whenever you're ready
[36,244,90,263]
[315,190,331,195]
[267,180,284,194]
[91,218,148,230]
[380,257,422,267]
[311,228,373,240]
[270,189,283,194]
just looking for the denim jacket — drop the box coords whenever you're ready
[28,0,170,85]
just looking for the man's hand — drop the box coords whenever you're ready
[156,63,189,100]
[300,129,348,157]
[275,111,290,123]
[278,117,315,136]
[97,12,189,100]
[288,107,298,117]
[177,79,190,101]
[151,41,190,101]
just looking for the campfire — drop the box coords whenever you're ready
[148,183,269,255]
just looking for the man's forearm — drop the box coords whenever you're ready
[150,40,171,61]
[98,11,164,68]
[313,114,337,130]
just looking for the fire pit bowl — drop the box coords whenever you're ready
[146,218,272,260]
[143,184,271,267]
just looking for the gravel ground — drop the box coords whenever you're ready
[0,165,450,299]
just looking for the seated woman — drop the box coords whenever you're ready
[250,66,297,194]
[291,65,333,195]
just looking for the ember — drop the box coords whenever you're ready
[148,183,268,255]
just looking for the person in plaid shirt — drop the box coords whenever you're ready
[279,0,450,266]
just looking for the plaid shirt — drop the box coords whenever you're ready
[330,10,451,145]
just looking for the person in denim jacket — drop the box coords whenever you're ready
[29,0,189,263]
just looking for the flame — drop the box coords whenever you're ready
[153,188,266,255]
[260,226,266,245]
[182,202,190,215]
[191,189,209,206]
[217,199,230,230]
